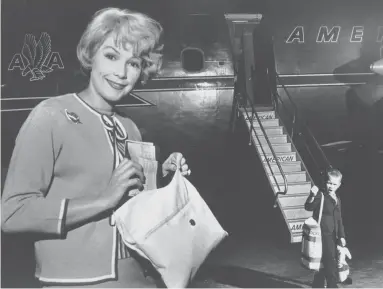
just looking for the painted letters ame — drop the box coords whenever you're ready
[286,25,383,44]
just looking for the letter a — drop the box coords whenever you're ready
[8,54,25,71]
[286,26,304,43]
[47,52,64,69]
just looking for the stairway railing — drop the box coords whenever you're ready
[260,35,333,185]
[266,71,333,184]
[236,89,289,208]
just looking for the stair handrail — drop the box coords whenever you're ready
[272,73,332,175]
[264,37,332,179]
[272,91,323,174]
[266,74,323,171]
[238,89,289,208]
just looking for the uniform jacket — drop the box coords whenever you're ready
[1,93,144,284]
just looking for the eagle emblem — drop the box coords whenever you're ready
[65,109,81,124]
[21,32,53,81]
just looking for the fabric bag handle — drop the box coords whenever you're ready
[318,192,324,224]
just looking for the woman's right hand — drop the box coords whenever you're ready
[102,158,146,209]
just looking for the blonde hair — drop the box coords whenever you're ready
[77,7,163,83]
[326,168,343,181]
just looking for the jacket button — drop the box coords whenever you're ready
[189,219,196,226]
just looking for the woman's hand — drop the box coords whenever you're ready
[162,152,191,177]
[103,158,146,209]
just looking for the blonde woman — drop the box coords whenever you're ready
[2,7,190,287]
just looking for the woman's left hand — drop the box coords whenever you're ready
[162,152,191,177]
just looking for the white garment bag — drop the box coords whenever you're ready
[114,169,228,288]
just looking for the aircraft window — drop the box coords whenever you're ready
[181,47,204,72]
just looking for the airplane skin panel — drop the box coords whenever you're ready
[264,0,383,151]
[269,0,383,76]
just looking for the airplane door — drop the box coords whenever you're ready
[252,24,274,106]
[240,25,274,107]
[225,14,274,107]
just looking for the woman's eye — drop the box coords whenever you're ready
[105,54,117,61]
[129,62,141,68]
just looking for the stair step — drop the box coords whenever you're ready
[291,232,303,243]
[273,181,311,195]
[261,152,297,163]
[265,161,302,174]
[246,118,280,127]
[253,106,274,112]
[278,193,310,208]
[283,206,312,220]
[251,126,284,135]
[268,171,307,184]
[253,134,288,145]
[240,108,275,120]
[256,143,292,153]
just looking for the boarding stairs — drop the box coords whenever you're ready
[238,106,314,243]
[233,29,332,243]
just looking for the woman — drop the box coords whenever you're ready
[305,168,347,288]
[2,7,190,287]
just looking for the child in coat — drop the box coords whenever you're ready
[305,168,347,288]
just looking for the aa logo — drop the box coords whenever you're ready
[8,32,64,81]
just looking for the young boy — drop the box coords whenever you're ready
[305,168,347,288]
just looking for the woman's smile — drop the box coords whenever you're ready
[105,78,128,91]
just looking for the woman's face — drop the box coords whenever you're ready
[89,35,142,104]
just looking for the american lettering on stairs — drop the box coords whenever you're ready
[244,113,274,121]
[290,222,304,233]
[262,155,295,163]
